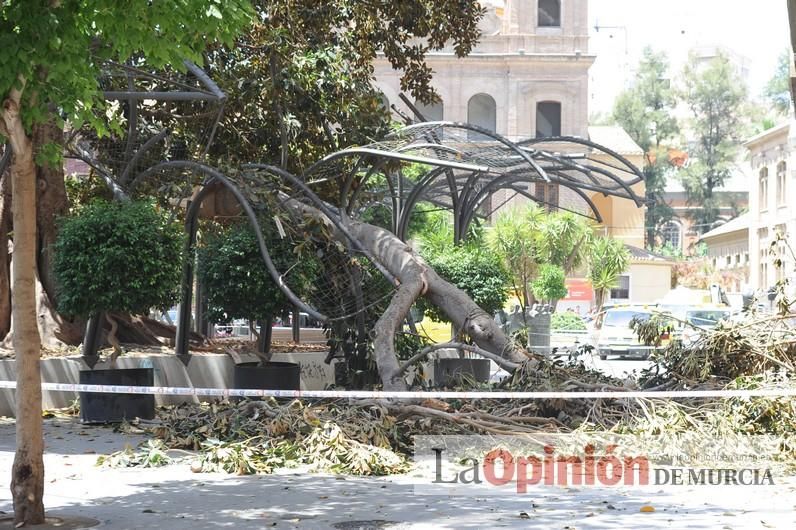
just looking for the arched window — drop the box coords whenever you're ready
[776,161,786,206]
[467,93,496,139]
[661,220,682,251]
[538,0,561,27]
[759,167,769,211]
[413,98,443,122]
[535,101,561,138]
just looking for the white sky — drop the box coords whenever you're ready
[588,0,791,115]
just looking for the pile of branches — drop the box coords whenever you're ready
[103,351,796,476]
[635,311,796,387]
[101,312,796,476]
[107,356,635,475]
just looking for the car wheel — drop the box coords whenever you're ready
[599,354,607,360]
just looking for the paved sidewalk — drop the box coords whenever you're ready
[1,419,794,529]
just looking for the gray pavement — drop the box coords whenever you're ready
[1,419,795,529]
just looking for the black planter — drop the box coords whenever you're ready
[79,367,155,424]
[233,361,301,394]
[434,358,491,387]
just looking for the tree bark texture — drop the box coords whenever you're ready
[3,90,46,525]
[0,117,84,348]
[0,164,11,339]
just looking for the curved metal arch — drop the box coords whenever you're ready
[241,163,397,286]
[394,166,450,241]
[385,120,551,183]
[523,153,644,206]
[517,135,645,185]
[459,174,605,236]
[457,174,596,237]
[543,164,644,207]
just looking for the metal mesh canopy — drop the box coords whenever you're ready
[55,61,646,356]
[302,121,645,242]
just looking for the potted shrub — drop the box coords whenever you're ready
[197,221,319,392]
[53,200,183,423]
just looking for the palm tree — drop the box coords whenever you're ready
[487,205,545,314]
[588,236,631,310]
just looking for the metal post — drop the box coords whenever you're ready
[81,313,104,368]
[292,307,300,343]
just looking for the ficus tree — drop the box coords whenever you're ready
[53,200,184,364]
[197,220,319,362]
[0,1,252,524]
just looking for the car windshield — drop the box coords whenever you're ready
[602,310,650,328]
[686,310,729,328]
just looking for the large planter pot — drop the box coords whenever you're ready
[79,367,155,424]
[434,358,491,387]
[233,361,301,394]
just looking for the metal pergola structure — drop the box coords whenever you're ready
[301,121,645,243]
[3,62,647,366]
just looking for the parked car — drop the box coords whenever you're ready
[662,305,731,346]
[589,305,670,360]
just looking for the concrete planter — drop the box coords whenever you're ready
[433,358,491,386]
[233,361,301,393]
[0,351,336,418]
[79,367,155,424]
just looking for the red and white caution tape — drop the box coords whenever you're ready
[0,380,794,400]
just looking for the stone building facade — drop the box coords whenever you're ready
[374,0,593,141]
[745,121,796,293]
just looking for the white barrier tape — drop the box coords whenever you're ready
[0,380,794,400]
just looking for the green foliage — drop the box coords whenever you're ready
[53,200,183,317]
[0,0,252,136]
[587,236,630,309]
[197,221,319,324]
[193,423,409,476]
[419,244,509,322]
[64,173,114,212]
[764,50,792,115]
[612,47,679,154]
[487,204,592,308]
[205,0,485,174]
[652,242,684,259]
[611,47,678,247]
[97,439,172,469]
[680,52,750,234]
[531,264,567,303]
[550,312,586,331]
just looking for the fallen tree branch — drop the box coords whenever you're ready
[397,341,521,375]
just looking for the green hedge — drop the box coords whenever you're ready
[54,200,184,317]
[419,245,509,322]
[197,221,319,324]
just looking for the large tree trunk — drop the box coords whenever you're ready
[34,118,68,304]
[3,87,46,525]
[0,162,11,339]
[279,194,531,389]
[0,118,84,347]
